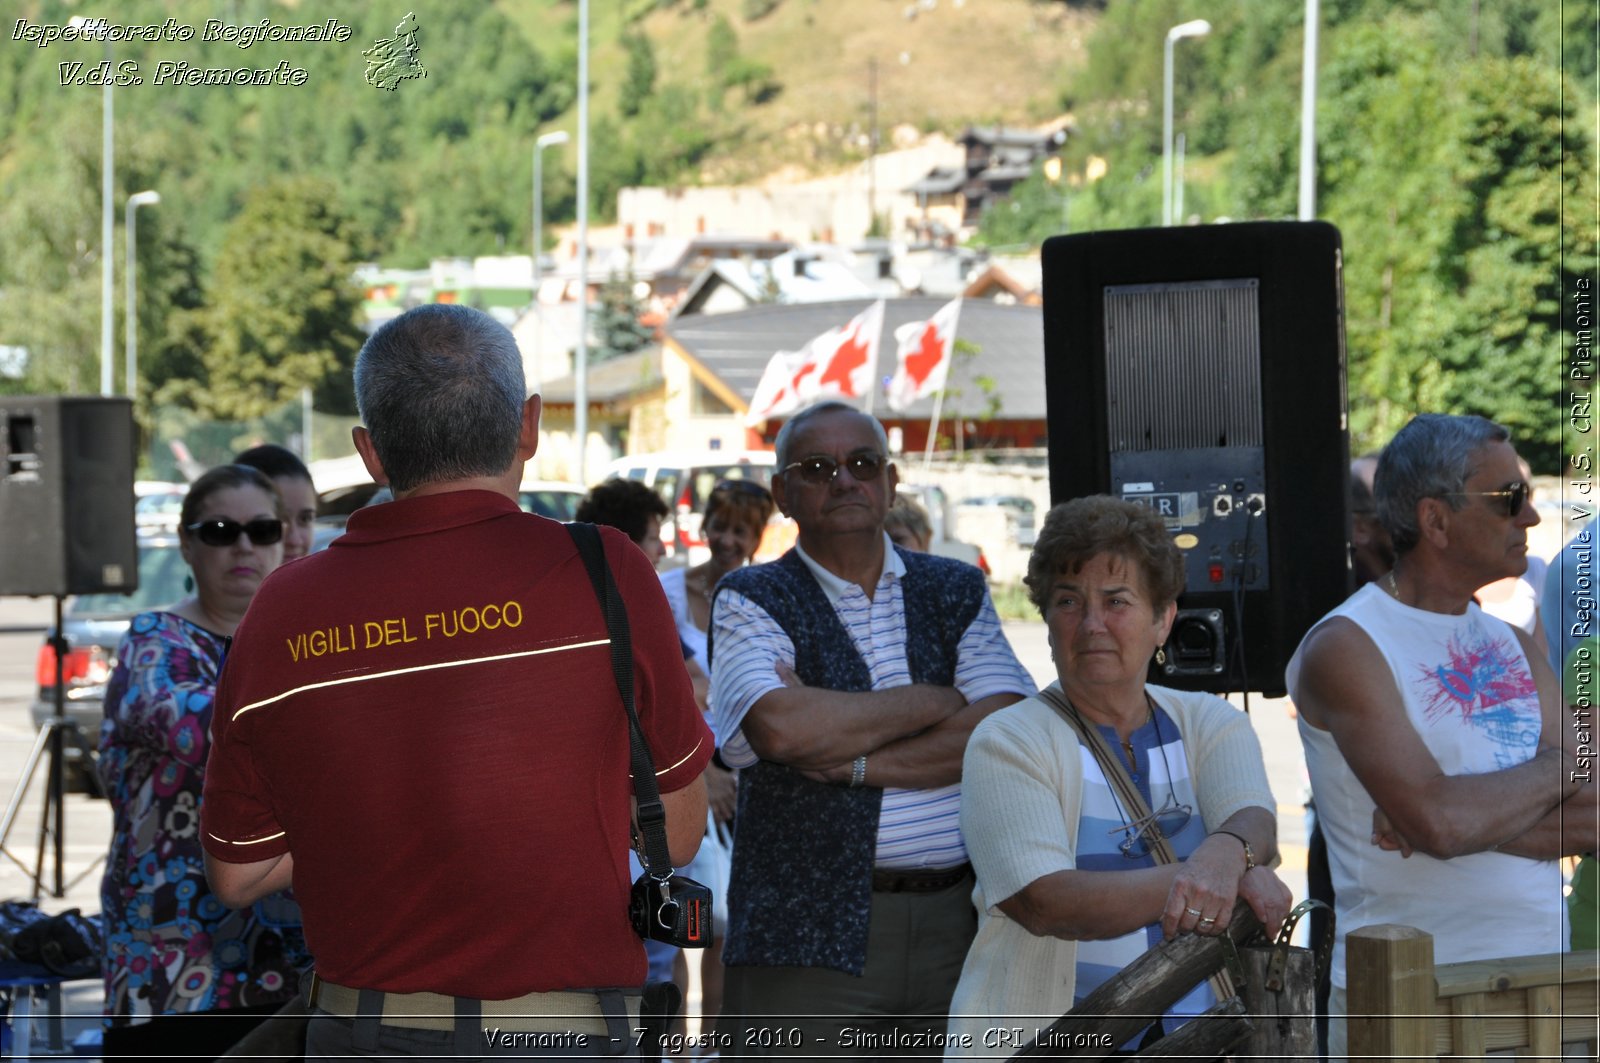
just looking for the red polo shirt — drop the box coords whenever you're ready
[202,491,710,997]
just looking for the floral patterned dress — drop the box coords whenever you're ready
[97,612,308,1027]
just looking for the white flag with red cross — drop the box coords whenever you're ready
[745,350,811,426]
[805,299,884,405]
[886,298,962,411]
[744,301,886,424]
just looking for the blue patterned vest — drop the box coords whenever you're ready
[708,546,985,973]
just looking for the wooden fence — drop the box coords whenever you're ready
[1347,924,1599,1061]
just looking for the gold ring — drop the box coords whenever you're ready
[1199,916,1217,925]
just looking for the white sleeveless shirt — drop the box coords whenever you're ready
[1286,583,1566,990]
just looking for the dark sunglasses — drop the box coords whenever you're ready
[781,453,887,485]
[1448,480,1530,518]
[184,518,284,547]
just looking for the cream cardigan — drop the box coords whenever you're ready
[945,682,1276,1057]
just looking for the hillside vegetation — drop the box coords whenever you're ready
[0,0,1593,472]
[505,0,1093,184]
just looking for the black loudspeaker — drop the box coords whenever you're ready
[1041,222,1349,697]
[0,396,138,597]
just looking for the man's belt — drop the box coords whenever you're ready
[871,862,972,894]
[307,973,635,1033]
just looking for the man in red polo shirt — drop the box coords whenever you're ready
[202,303,710,1058]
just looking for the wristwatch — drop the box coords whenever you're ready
[1213,829,1256,870]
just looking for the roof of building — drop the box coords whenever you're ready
[905,167,968,196]
[666,297,1046,421]
[675,247,883,317]
[537,348,664,407]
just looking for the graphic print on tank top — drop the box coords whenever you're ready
[1410,619,1540,770]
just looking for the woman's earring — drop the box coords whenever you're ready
[184,573,194,593]
[1155,647,1167,667]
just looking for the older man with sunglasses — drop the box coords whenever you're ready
[1287,413,1594,1061]
[707,401,1035,1058]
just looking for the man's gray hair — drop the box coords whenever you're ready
[773,401,890,469]
[354,304,527,493]
[1375,413,1509,554]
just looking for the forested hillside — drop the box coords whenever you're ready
[0,0,1592,469]
[0,0,1084,420]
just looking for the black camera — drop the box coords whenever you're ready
[629,873,713,949]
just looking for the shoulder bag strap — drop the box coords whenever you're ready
[566,521,676,878]
[1037,686,1177,864]
[1037,686,1235,1002]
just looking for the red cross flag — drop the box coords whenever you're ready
[808,300,885,404]
[886,298,962,411]
[745,301,887,425]
[745,349,811,426]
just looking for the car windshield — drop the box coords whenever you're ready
[679,465,773,512]
[519,489,581,520]
[69,541,189,618]
[135,492,184,519]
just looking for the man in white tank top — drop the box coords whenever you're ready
[1285,414,1593,1061]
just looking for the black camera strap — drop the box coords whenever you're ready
[565,521,676,880]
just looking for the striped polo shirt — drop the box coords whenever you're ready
[710,533,1035,869]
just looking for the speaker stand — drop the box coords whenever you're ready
[0,596,101,899]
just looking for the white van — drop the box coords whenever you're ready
[600,449,778,565]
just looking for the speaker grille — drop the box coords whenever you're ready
[1103,279,1263,451]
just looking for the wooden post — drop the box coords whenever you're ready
[1237,944,1316,1061]
[1346,924,1436,1063]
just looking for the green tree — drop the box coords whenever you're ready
[191,179,366,420]
[0,110,104,396]
[593,274,653,364]
[1313,16,1594,466]
[620,32,658,118]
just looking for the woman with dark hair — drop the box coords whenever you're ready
[233,443,318,562]
[946,495,1291,1055]
[98,465,308,1059]
[575,478,670,565]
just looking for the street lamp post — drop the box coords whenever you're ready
[1298,0,1320,220]
[1162,18,1211,227]
[69,16,114,394]
[124,191,160,403]
[574,0,591,485]
[533,131,569,290]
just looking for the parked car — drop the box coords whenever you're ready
[133,482,186,531]
[517,478,585,521]
[32,525,340,775]
[958,494,1038,546]
[898,483,990,576]
[341,475,584,520]
[600,450,778,565]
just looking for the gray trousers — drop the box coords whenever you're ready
[717,874,976,1060]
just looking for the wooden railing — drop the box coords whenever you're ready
[1347,924,1599,1061]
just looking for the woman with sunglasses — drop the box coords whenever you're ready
[946,496,1291,1054]
[97,465,308,1060]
